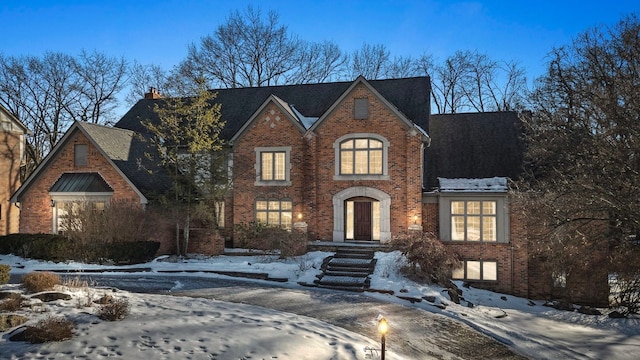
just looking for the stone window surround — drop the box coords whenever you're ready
[254,146,292,186]
[333,133,390,181]
[438,194,509,243]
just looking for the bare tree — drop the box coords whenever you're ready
[177,6,301,89]
[0,51,128,172]
[74,50,128,124]
[126,61,169,105]
[287,40,348,83]
[432,51,470,113]
[384,55,417,79]
[428,50,527,114]
[349,43,390,79]
[520,14,640,311]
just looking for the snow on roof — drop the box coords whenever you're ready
[438,177,508,192]
[290,104,319,129]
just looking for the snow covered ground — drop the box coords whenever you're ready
[1,250,639,359]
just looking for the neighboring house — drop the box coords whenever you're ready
[0,104,30,235]
[11,76,607,305]
[9,121,173,250]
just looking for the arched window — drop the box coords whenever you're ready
[334,134,389,180]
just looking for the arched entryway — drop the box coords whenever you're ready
[332,187,391,243]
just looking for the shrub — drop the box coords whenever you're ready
[22,272,61,293]
[21,316,74,343]
[105,241,160,264]
[390,232,461,284]
[0,234,75,261]
[98,298,130,321]
[233,222,307,258]
[1,296,24,312]
[0,264,9,285]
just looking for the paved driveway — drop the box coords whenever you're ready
[173,285,528,359]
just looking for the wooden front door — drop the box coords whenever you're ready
[354,201,372,240]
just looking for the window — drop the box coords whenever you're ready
[55,201,106,234]
[452,260,497,281]
[261,151,286,181]
[340,138,383,175]
[450,200,497,241]
[214,201,225,228]
[255,199,292,229]
[74,144,88,167]
[255,147,291,186]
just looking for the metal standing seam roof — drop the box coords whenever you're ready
[49,173,114,193]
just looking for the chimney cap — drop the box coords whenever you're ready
[144,87,162,99]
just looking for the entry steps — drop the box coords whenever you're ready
[315,248,376,291]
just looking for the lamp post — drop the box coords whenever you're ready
[377,316,388,360]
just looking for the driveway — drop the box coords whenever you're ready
[172,285,528,359]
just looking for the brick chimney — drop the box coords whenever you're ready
[144,87,162,99]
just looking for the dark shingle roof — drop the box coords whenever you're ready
[115,77,431,140]
[77,122,172,198]
[424,112,524,191]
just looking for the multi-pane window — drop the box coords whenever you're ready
[255,199,292,229]
[55,201,106,234]
[451,200,497,241]
[340,138,383,175]
[261,151,286,181]
[452,260,497,281]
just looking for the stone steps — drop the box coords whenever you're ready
[314,247,376,291]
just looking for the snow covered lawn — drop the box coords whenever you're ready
[1,251,639,359]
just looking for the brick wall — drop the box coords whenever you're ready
[311,83,425,240]
[231,83,426,242]
[232,103,309,232]
[0,131,22,235]
[424,193,530,298]
[19,130,142,234]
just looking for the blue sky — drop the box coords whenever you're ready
[2,0,638,88]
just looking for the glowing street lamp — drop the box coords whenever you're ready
[377,316,388,360]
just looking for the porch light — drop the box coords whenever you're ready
[297,212,303,220]
[50,199,56,208]
[413,214,418,224]
[377,315,388,360]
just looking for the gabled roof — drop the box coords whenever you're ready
[0,103,30,134]
[308,76,429,142]
[230,94,307,143]
[424,112,524,191]
[115,76,431,140]
[11,121,171,204]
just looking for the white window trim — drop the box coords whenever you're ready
[439,194,509,243]
[333,133,389,181]
[50,194,113,234]
[254,146,292,186]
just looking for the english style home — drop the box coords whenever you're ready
[0,104,30,236]
[8,76,608,305]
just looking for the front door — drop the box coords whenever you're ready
[354,201,372,240]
